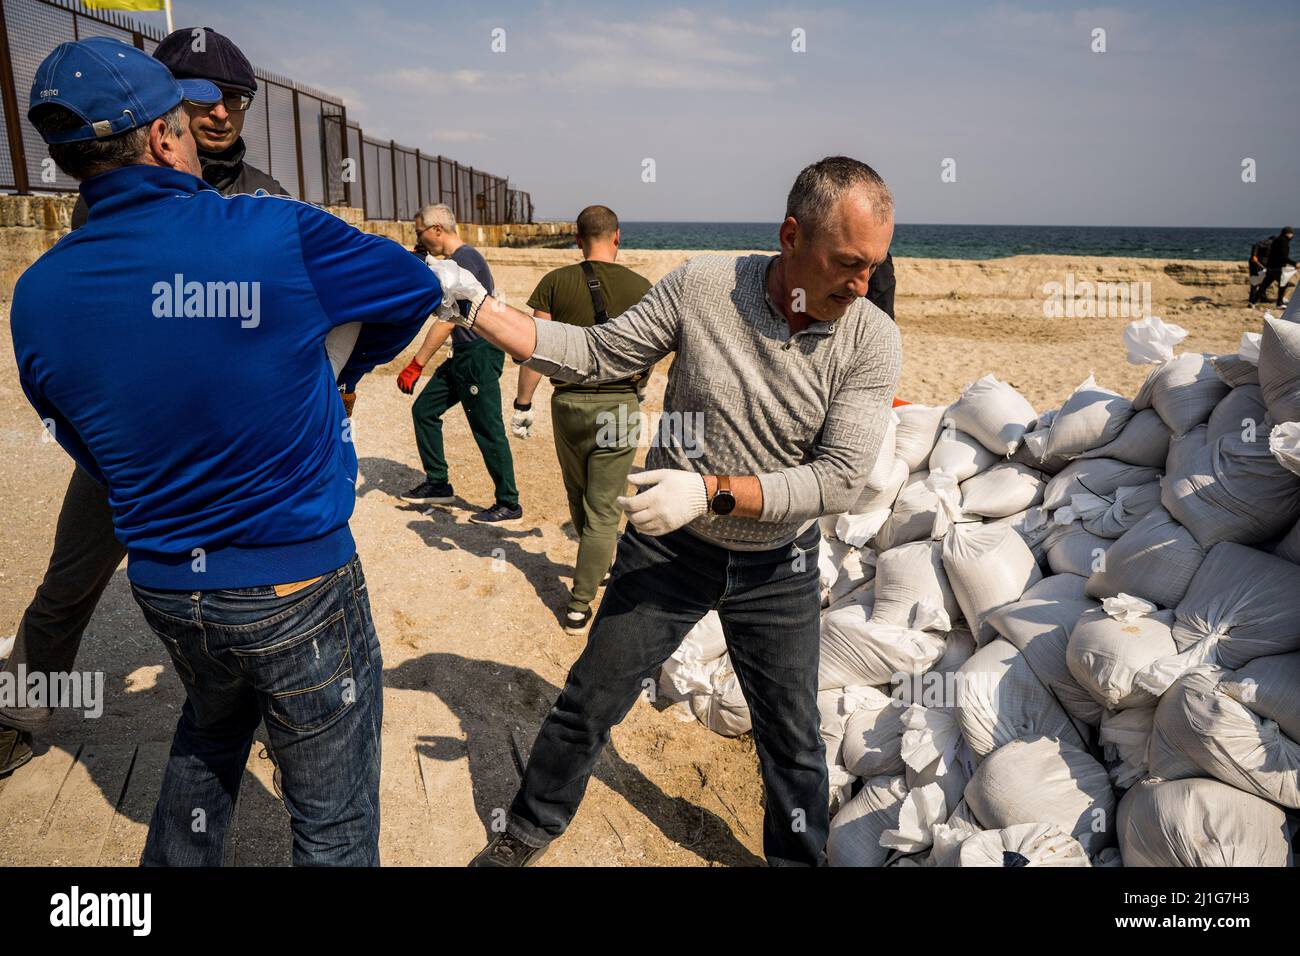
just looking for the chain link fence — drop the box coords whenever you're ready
[0,0,531,223]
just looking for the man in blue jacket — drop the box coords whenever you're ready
[12,38,448,865]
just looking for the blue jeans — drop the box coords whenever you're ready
[508,524,828,866]
[132,555,383,866]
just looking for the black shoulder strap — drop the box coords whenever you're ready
[580,260,610,324]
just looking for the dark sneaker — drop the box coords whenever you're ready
[0,725,33,777]
[470,503,523,524]
[563,607,593,634]
[401,480,455,504]
[468,831,548,867]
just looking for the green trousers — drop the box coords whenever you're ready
[412,341,518,507]
[551,389,640,613]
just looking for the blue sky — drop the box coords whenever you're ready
[124,0,1296,226]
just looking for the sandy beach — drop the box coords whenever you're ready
[0,249,1263,865]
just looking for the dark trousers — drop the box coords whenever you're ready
[0,466,125,730]
[551,390,640,612]
[133,555,383,866]
[1253,268,1287,306]
[506,523,828,865]
[411,341,518,507]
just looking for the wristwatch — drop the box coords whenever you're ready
[709,475,736,516]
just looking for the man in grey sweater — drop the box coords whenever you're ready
[427,156,901,866]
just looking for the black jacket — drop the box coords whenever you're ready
[1265,232,1295,270]
[866,251,896,320]
[70,137,286,228]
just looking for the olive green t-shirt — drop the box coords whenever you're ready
[526,261,653,392]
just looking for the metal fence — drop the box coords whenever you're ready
[0,0,531,223]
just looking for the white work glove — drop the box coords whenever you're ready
[617,469,708,536]
[426,256,488,327]
[511,403,534,438]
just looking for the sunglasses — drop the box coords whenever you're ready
[184,92,255,113]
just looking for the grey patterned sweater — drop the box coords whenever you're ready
[525,253,903,551]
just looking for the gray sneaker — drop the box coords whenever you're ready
[469,831,549,867]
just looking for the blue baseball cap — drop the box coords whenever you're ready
[28,37,221,145]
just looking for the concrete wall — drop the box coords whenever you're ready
[0,193,574,301]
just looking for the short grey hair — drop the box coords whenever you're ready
[32,103,187,181]
[785,156,894,234]
[416,203,457,233]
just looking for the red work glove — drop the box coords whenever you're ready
[397,359,425,394]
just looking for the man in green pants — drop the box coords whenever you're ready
[398,204,521,524]
[512,206,651,631]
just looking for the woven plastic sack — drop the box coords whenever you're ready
[1118,778,1292,867]
[1205,384,1268,446]
[1259,315,1300,423]
[1123,316,1188,365]
[841,686,908,778]
[963,736,1115,857]
[941,523,1043,646]
[1098,705,1154,789]
[894,404,948,472]
[1271,420,1300,478]
[1066,603,1177,710]
[1043,520,1112,578]
[871,539,960,627]
[1084,505,1206,608]
[1077,408,1171,468]
[1044,375,1134,460]
[928,427,998,482]
[827,775,907,867]
[959,462,1046,518]
[944,374,1037,455]
[1041,458,1162,511]
[1132,352,1230,437]
[957,823,1091,867]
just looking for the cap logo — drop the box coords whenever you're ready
[91,119,113,138]
[40,88,58,97]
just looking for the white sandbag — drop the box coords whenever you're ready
[860,412,899,490]
[1066,605,1178,710]
[1162,429,1300,549]
[1117,778,1293,867]
[1041,458,1162,511]
[1149,666,1300,808]
[1140,542,1300,694]
[325,322,361,380]
[841,687,907,778]
[959,462,1045,518]
[1220,649,1300,742]
[1133,352,1230,437]
[818,535,853,605]
[687,654,751,736]
[986,589,1103,728]
[1098,705,1154,789]
[1077,408,1171,468]
[1020,572,1089,602]
[871,540,960,628]
[880,781,949,855]
[894,404,948,471]
[1238,330,1262,365]
[818,685,878,769]
[819,607,948,691]
[1011,426,1072,474]
[963,736,1115,857]
[827,775,907,867]
[848,457,908,516]
[658,611,728,700]
[944,374,1038,455]
[1274,516,1300,565]
[1084,506,1206,608]
[1211,353,1261,388]
[941,523,1043,646]
[1205,384,1268,446]
[1074,482,1163,539]
[955,639,1088,758]
[1163,423,1208,484]
[1271,420,1300,478]
[874,472,942,552]
[902,709,975,815]
[928,427,998,482]
[1044,521,1112,578]
[957,823,1091,867]
[1044,375,1134,460]
[987,506,1054,563]
[826,547,875,608]
[1123,315,1188,365]
[1259,315,1300,423]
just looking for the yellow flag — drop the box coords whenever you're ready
[83,1,166,10]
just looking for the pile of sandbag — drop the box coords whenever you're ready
[658,314,1300,867]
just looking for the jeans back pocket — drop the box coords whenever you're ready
[227,607,354,733]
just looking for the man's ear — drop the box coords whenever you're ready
[148,117,186,170]
[778,216,799,254]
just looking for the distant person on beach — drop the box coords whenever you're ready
[866,250,896,319]
[511,205,653,633]
[0,26,361,780]
[1252,226,1296,308]
[396,204,522,524]
[11,38,452,863]
[425,156,901,866]
[1248,236,1270,303]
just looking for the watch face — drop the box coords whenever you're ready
[712,491,737,516]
